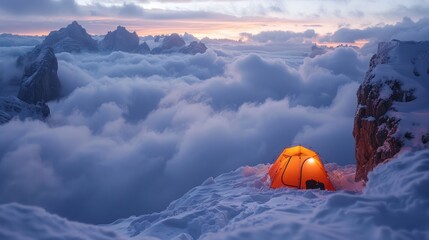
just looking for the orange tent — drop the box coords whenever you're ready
[268,145,335,191]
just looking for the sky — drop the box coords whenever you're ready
[0,0,428,39]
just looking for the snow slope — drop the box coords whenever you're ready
[0,203,122,240]
[109,150,429,240]
[0,150,427,240]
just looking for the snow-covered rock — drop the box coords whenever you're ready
[180,41,208,55]
[151,33,186,54]
[16,46,61,104]
[353,40,429,181]
[0,96,49,124]
[151,34,207,55]
[0,203,122,240]
[40,21,98,53]
[99,26,139,53]
[182,32,199,43]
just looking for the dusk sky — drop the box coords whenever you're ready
[0,0,428,40]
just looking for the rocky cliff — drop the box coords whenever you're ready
[17,46,61,104]
[134,42,151,54]
[180,41,208,55]
[151,33,186,54]
[151,34,207,55]
[353,40,429,181]
[99,26,139,52]
[0,96,49,124]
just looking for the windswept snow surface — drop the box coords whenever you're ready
[108,150,429,240]
[0,203,122,240]
[0,150,428,239]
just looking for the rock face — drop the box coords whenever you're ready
[17,46,61,104]
[353,40,429,181]
[40,21,98,53]
[0,96,50,124]
[134,42,151,54]
[99,26,139,52]
[151,34,207,55]
[151,33,186,54]
[180,41,208,55]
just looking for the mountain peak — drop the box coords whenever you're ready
[18,46,61,104]
[67,21,84,31]
[40,21,98,53]
[151,33,186,54]
[99,26,139,52]
[116,25,125,31]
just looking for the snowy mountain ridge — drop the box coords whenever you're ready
[40,21,99,53]
[32,21,208,55]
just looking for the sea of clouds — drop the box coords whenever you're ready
[0,17,427,224]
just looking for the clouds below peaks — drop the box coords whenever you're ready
[0,43,368,224]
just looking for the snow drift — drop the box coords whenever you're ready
[107,150,428,240]
[0,203,122,240]
[1,149,426,239]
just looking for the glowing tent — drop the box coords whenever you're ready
[268,145,335,191]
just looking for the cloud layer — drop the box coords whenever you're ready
[0,36,372,224]
[321,17,429,52]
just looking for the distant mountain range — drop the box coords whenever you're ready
[0,21,208,125]
[38,21,207,55]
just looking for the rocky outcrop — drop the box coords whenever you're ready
[179,41,208,55]
[40,21,98,53]
[151,34,207,55]
[353,40,429,181]
[151,33,186,54]
[99,26,139,52]
[134,42,151,54]
[0,96,49,124]
[17,46,61,104]
[182,32,199,43]
[38,22,207,55]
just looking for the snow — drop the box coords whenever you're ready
[0,203,123,240]
[0,150,428,239]
[362,116,375,121]
[106,150,428,240]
